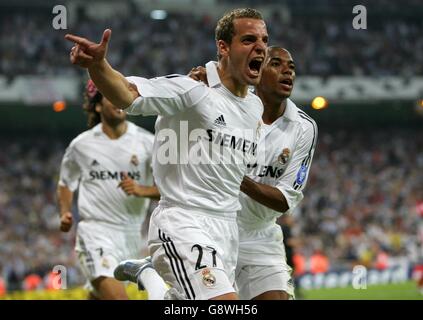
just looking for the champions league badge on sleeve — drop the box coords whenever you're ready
[296,165,308,185]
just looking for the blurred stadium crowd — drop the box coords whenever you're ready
[1,130,422,292]
[294,130,423,273]
[0,139,82,293]
[1,0,423,79]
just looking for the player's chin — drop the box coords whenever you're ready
[244,67,262,85]
[277,88,292,98]
[244,74,261,86]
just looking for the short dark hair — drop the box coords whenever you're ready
[215,8,263,44]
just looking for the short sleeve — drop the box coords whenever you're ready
[275,119,318,213]
[125,75,209,117]
[58,143,81,192]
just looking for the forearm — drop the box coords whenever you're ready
[57,185,73,215]
[88,59,137,109]
[240,176,289,213]
[135,185,161,200]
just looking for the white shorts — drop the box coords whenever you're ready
[148,204,238,300]
[236,222,294,299]
[75,220,144,283]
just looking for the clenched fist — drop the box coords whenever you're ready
[118,172,141,196]
[60,211,73,232]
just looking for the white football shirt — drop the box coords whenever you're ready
[126,61,263,217]
[58,121,155,227]
[237,98,318,227]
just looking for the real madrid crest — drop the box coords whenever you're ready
[102,258,110,269]
[201,268,216,288]
[130,155,139,166]
[278,148,290,165]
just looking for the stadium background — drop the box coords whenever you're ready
[0,0,422,299]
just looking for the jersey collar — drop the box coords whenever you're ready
[205,61,221,88]
[283,98,299,121]
[93,121,134,137]
[265,98,299,132]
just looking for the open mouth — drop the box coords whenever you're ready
[248,57,264,76]
[279,78,293,90]
[280,78,293,86]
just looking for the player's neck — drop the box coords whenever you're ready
[217,62,248,98]
[261,97,287,125]
[101,121,127,139]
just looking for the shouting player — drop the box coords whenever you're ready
[65,8,268,300]
[113,47,317,300]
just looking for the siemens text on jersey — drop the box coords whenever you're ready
[89,171,141,181]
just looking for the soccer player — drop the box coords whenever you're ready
[115,47,317,301]
[65,8,268,300]
[186,47,316,299]
[236,47,318,300]
[57,80,158,299]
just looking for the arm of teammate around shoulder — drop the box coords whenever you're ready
[188,66,208,85]
[240,177,289,213]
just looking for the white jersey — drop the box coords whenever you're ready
[126,61,263,217]
[237,98,318,227]
[58,121,155,227]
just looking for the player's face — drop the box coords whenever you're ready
[98,96,126,125]
[220,18,268,86]
[258,48,296,99]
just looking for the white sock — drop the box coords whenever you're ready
[138,268,169,300]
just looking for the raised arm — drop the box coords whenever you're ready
[65,29,138,109]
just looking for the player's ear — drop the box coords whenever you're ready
[217,40,230,59]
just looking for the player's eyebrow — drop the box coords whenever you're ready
[269,57,282,63]
[240,34,258,41]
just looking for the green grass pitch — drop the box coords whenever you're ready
[302,281,422,300]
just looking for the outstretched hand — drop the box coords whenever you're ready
[65,29,111,68]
